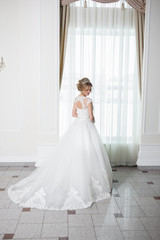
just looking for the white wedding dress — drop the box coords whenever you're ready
[8,96,113,210]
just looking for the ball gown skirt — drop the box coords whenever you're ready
[8,100,113,210]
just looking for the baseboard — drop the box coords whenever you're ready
[137,144,160,167]
[0,156,36,166]
[0,145,56,166]
[0,162,35,166]
[137,166,160,170]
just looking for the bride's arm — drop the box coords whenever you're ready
[88,102,95,123]
[72,102,78,117]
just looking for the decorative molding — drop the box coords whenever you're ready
[141,0,160,135]
[142,0,160,136]
[0,1,23,133]
[159,104,160,134]
[38,0,41,136]
[137,144,160,166]
[19,0,24,130]
[0,129,20,133]
[38,0,59,136]
[57,0,60,135]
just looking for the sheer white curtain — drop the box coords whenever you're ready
[59,0,141,166]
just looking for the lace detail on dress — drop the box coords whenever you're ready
[8,186,47,209]
[75,96,92,110]
[62,187,87,209]
[8,180,111,210]
[91,177,103,194]
[62,184,111,210]
[23,187,46,209]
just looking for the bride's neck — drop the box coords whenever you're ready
[79,93,86,97]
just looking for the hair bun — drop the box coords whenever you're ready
[76,78,92,91]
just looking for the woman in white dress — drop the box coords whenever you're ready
[8,78,113,210]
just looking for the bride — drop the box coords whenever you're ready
[8,78,113,210]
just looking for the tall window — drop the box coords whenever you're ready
[60,0,141,166]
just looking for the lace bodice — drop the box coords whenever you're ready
[75,96,92,109]
[75,96,92,120]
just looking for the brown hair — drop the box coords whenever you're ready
[76,78,93,91]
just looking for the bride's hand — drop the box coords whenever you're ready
[90,116,95,123]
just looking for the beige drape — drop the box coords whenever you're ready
[60,0,118,5]
[60,0,78,6]
[60,5,70,89]
[126,0,145,13]
[92,0,119,3]
[134,10,145,98]
[60,0,146,12]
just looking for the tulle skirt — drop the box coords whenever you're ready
[8,118,113,210]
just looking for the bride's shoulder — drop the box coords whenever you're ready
[87,97,92,101]
[85,97,92,106]
[74,96,80,102]
[87,97,92,103]
[74,96,92,102]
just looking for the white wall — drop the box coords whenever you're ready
[0,0,59,164]
[137,0,160,167]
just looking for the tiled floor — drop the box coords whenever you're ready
[0,166,160,240]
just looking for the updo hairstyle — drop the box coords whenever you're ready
[76,78,92,91]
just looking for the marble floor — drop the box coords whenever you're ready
[0,166,160,240]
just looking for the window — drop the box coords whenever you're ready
[60,1,140,153]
